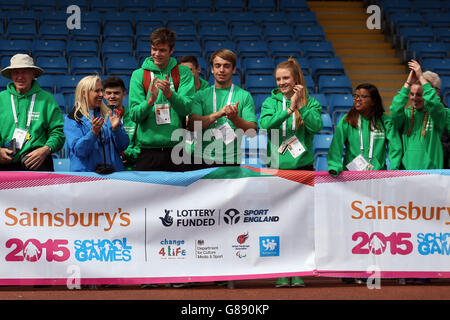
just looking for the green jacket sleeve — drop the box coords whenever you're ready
[258,97,291,130]
[128,68,152,124]
[298,97,323,134]
[167,65,195,118]
[389,86,410,131]
[422,83,447,132]
[382,114,402,170]
[44,94,65,153]
[327,116,346,176]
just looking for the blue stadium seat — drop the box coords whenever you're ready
[247,0,275,12]
[422,12,450,28]
[434,28,450,43]
[287,11,318,27]
[269,41,303,59]
[169,25,197,41]
[58,0,88,10]
[4,10,37,25]
[204,41,236,58]
[173,41,202,57]
[244,74,276,94]
[55,75,84,94]
[440,76,450,101]
[136,24,164,42]
[184,0,213,11]
[134,12,165,26]
[38,23,68,41]
[422,58,450,76]
[231,25,262,42]
[0,39,32,57]
[279,0,309,12]
[40,10,72,25]
[6,24,36,40]
[199,25,230,42]
[53,158,70,172]
[295,26,326,42]
[36,74,55,93]
[389,12,424,34]
[70,57,103,75]
[410,0,442,14]
[328,93,354,123]
[53,93,67,113]
[304,74,315,93]
[196,12,228,26]
[236,41,269,59]
[408,42,448,61]
[378,0,411,18]
[103,25,134,42]
[242,57,275,75]
[166,11,197,26]
[78,11,103,27]
[314,155,328,171]
[263,25,294,42]
[32,40,66,58]
[252,93,270,115]
[136,40,150,63]
[103,12,135,28]
[227,12,257,26]
[123,0,151,12]
[215,0,243,11]
[320,113,333,134]
[318,75,352,94]
[0,0,25,10]
[0,77,10,90]
[398,26,434,49]
[36,56,68,75]
[91,0,120,12]
[313,134,333,157]
[101,41,133,62]
[64,93,75,111]
[309,57,345,81]
[70,23,101,43]
[302,41,335,58]
[28,0,57,10]
[105,56,138,76]
[66,40,99,62]
[256,12,287,26]
[153,0,183,11]
[310,93,328,113]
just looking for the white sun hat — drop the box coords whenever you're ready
[1,53,44,79]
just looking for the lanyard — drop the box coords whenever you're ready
[282,96,295,137]
[213,84,234,114]
[358,115,374,163]
[11,93,36,130]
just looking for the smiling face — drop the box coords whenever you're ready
[211,55,235,88]
[87,80,104,109]
[10,68,36,94]
[353,88,374,116]
[104,86,126,109]
[275,67,296,97]
[151,42,174,70]
[409,84,425,110]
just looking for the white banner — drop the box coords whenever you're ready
[0,168,316,285]
[315,170,450,278]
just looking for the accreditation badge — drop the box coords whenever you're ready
[12,128,28,150]
[346,154,374,171]
[155,103,171,125]
[284,135,305,159]
[212,122,237,145]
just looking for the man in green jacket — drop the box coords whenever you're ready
[188,49,257,166]
[128,28,195,171]
[390,60,447,169]
[178,55,209,93]
[0,54,65,171]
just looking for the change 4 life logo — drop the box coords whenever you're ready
[158,238,187,259]
[232,232,250,258]
[259,236,280,257]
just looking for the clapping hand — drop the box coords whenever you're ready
[91,116,104,136]
[109,109,121,131]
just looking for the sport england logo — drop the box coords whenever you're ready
[223,209,279,225]
[223,209,240,225]
[259,236,280,257]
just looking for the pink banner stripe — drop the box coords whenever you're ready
[0,172,104,190]
[314,170,428,184]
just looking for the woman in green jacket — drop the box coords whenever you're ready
[389,60,447,170]
[259,58,323,288]
[327,83,402,177]
[259,58,323,171]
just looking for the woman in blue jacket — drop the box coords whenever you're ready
[64,75,129,172]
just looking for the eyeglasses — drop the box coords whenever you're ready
[352,94,370,100]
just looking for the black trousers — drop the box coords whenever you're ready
[0,154,54,172]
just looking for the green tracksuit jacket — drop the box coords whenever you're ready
[128,57,195,149]
[0,80,65,163]
[122,107,140,170]
[258,89,323,169]
[327,113,402,176]
[190,84,257,165]
[390,83,446,169]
